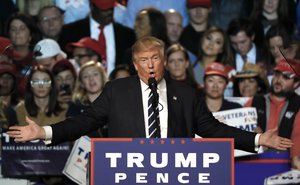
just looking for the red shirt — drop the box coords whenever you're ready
[245,95,300,158]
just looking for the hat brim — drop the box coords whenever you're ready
[205,71,228,80]
[66,42,85,53]
[235,73,258,78]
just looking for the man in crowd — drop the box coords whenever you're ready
[227,18,266,71]
[33,38,67,71]
[37,5,64,42]
[179,0,211,56]
[164,9,184,44]
[66,37,102,70]
[58,0,135,75]
[245,58,300,170]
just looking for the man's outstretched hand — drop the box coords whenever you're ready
[7,116,46,142]
[259,127,293,150]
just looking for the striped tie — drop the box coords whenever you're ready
[148,90,161,138]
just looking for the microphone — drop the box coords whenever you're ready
[148,77,157,93]
[148,77,159,108]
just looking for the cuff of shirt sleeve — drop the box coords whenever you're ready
[255,133,261,152]
[42,126,53,145]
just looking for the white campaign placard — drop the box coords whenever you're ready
[0,178,29,185]
[212,107,259,157]
[63,136,91,185]
[225,96,250,106]
[264,169,300,185]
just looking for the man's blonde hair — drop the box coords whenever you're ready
[132,36,165,62]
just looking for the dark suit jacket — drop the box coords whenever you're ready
[58,17,136,67]
[51,75,256,152]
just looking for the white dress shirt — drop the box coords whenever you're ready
[140,79,168,138]
[235,43,257,71]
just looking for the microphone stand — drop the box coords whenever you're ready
[279,47,300,79]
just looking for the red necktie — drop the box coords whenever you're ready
[98,25,107,69]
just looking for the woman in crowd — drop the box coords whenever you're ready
[5,12,41,98]
[265,24,292,67]
[233,63,269,97]
[109,64,132,81]
[0,61,19,127]
[67,61,108,137]
[194,26,234,96]
[250,0,296,47]
[165,43,200,92]
[14,65,72,185]
[202,62,241,112]
[52,59,77,106]
[15,65,66,126]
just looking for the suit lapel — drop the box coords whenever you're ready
[166,81,185,137]
[128,76,146,137]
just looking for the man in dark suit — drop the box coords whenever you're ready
[227,18,267,72]
[8,36,292,153]
[58,0,135,75]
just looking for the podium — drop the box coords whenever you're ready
[90,138,234,185]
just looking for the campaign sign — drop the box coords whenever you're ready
[212,107,258,157]
[1,131,71,176]
[91,138,234,185]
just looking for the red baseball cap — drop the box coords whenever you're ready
[274,58,300,79]
[204,62,228,80]
[0,37,20,60]
[187,0,212,8]
[90,0,115,10]
[66,37,102,57]
[52,59,77,78]
[0,61,17,77]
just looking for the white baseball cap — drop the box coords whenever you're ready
[34,39,67,60]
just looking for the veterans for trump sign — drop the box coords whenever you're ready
[212,107,259,157]
[91,138,234,185]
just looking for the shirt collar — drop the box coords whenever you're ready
[89,15,112,30]
[247,43,256,61]
[140,78,166,92]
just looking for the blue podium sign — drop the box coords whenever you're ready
[91,138,234,185]
[1,131,71,176]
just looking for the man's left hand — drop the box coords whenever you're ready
[258,127,293,150]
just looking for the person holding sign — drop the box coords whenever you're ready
[7,36,293,153]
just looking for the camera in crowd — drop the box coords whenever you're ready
[59,84,71,96]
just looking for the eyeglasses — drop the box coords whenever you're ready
[74,54,92,60]
[39,16,61,24]
[274,71,295,80]
[30,80,52,87]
